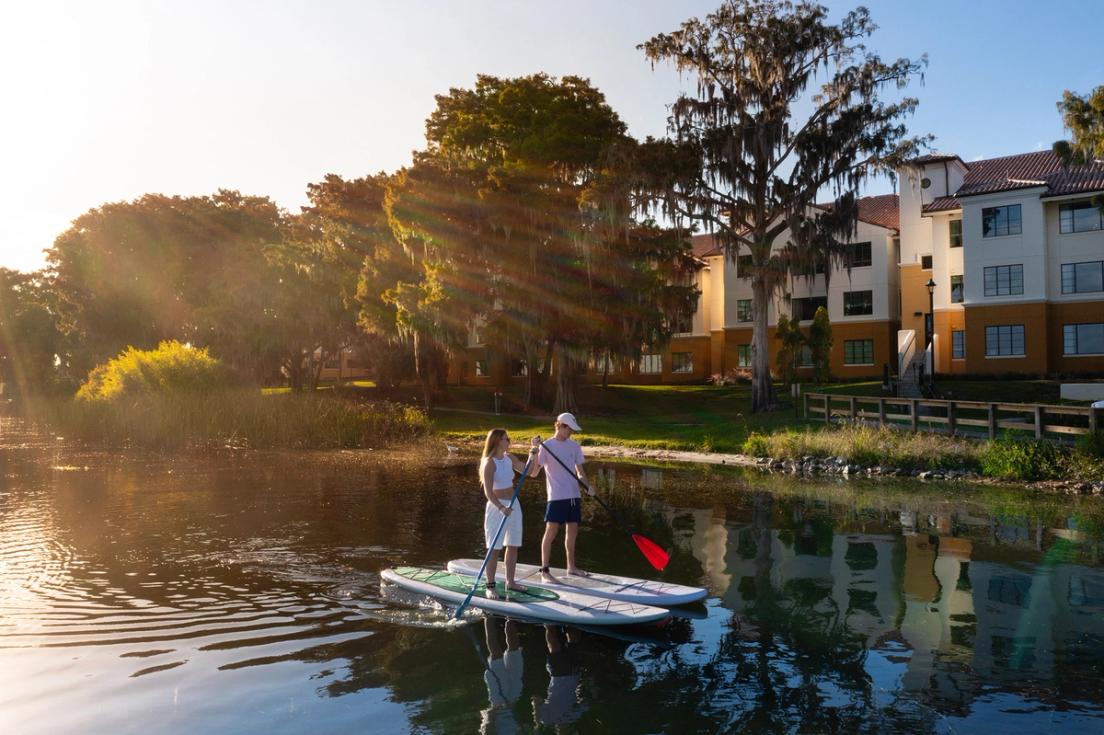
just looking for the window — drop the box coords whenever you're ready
[792,296,827,321]
[949,219,963,248]
[798,345,814,367]
[639,354,662,374]
[1064,324,1104,356]
[1059,201,1104,234]
[985,325,1025,357]
[982,204,1022,238]
[736,299,752,323]
[845,241,872,268]
[1061,261,1104,294]
[737,254,753,278]
[951,275,964,303]
[671,352,694,373]
[843,290,873,316]
[736,345,751,367]
[844,339,874,365]
[511,359,528,377]
[921,254,933,269]
[952,330,965,359]
[474,359,489,377]
[983,264,1024,297]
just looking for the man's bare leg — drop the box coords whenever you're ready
[540,523,560,582]
[564,522,586,576]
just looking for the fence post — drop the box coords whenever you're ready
[878,398,886,428]
[1090,405,1099,434]
[947,400,956,436]
[803,391,809,420]
[988,403,998,440]
[1034,405,1044,439]
[911,399,919,432]
[849,397,857,422]
[824,394,830,425]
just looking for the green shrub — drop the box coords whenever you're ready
[1075,429,1104,459]
[77,341,235,401]
[979,435,1067,481]
[742,432,771,457]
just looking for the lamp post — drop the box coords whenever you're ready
[925,278,936,389]
[925,278,936,348]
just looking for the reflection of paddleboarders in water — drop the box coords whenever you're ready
[532,624,588,729]
[480,617,524,735]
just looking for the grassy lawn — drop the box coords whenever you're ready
[432,383,806,453]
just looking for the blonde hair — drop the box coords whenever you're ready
[481,428,508,460]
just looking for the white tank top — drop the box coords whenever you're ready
[488,456,514,490]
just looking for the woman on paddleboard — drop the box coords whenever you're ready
[480,429,541,598]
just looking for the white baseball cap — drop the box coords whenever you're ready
[556,412,582,431]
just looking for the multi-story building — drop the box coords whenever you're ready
[899,150,1104,376]
[443,148,1104,387]
[446,195,902,386]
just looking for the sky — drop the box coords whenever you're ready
[1,0,1101,273]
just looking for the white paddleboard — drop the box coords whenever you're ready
[446,559,707,607]
[381,567,669,626]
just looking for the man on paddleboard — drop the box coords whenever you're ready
[536,412,592,583]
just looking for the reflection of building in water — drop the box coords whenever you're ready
[640,469,663,491]
[671,499,1104,712]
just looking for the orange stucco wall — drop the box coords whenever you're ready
[1048,300,1104,375]
[963,302,1049,375]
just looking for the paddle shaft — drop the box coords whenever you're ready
[453,449,536,619]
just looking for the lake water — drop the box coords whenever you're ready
[1,419,1102,734]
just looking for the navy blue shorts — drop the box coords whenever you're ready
[545,498,582,524]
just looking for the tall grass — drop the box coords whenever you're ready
[29,391,429,450]
[742,424,983,471]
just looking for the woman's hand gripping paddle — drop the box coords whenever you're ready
[540,441,670,572]
[453,450,537,619]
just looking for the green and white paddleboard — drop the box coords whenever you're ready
[380,567,669,625]
[446,559,708,607]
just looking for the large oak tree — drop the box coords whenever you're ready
[641,0,928,411]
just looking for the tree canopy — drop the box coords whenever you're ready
[640,0,927,411]
[1054,85,1104,165]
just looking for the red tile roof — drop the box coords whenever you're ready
[855,194,900,231]
[691,233,724,258]
[921,150,1104,213]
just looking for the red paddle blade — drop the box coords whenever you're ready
[632,534,670,571]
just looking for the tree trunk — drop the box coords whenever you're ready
[751,276,779,413]
[601,350,610,389]
[522,340,543,411]
[412,331,436,410]
[309,348,325,392]
[553,342,578,415]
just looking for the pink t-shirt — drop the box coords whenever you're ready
[538,439,586,501]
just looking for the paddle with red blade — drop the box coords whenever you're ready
[540,441,670,571]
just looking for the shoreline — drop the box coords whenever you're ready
[449,436,1104,497]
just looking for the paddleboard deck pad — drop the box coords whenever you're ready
[446,559,707,606]
[381,567,669,625]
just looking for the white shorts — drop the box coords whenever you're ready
[484,499,523,550]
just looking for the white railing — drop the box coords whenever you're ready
[897,329,915,379]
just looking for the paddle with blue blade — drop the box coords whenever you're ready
[453,448,538,619]
[540,440,670,571]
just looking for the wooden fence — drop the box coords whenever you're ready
[804,392,1101,441]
